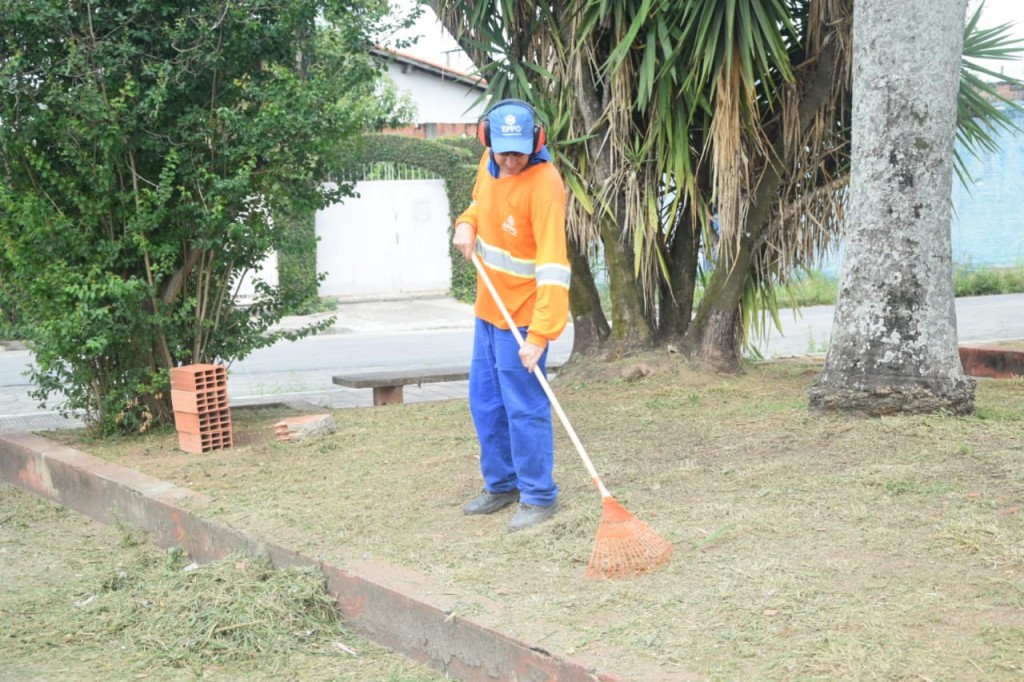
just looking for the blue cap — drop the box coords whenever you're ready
[487,101,535,154]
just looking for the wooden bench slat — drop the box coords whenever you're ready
[332,366,471,389]
[332,361,564,406]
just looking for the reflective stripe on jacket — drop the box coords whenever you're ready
[456,151,570,348]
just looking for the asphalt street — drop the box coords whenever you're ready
[751,292,1024,357]
[1,293,1022,434]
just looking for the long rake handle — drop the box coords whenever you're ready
[471,254,611,499]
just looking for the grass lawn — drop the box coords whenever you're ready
[7,352,1024,680]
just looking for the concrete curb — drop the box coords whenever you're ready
[0,431,640,682]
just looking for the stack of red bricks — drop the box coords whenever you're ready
[170,364,233,453]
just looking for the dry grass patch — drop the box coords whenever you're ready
[43,355,1024,680]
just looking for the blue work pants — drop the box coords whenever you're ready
[469,318,558,506]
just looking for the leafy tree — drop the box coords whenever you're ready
[808,0,975,414]
[431,0,1022,370]
[0,0,410,434]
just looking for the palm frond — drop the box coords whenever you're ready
[955,1,1024,187]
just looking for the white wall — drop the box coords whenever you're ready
[384,61,486,124]
[316,179,452,300]
[234,252,278,305]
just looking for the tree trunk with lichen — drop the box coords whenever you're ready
[809,0,975,415]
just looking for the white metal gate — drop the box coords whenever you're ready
[316,179,452,300]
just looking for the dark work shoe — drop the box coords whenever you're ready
[463,489,519,515]
[507,501,559,532]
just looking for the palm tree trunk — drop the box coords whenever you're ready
[658,208,699,339]
[566,236,610,355]
[809,0,974,415]
[682,233,753,371]
[601,208,653,350]
[683,41,839,371]
[577,78,653,352]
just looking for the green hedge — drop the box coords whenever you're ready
[275,134,483,311]
[354,134,483,302]
[276,210,324,314]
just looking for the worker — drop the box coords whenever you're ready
[452,98,571,532]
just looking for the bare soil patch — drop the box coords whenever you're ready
[37,354,1024,680]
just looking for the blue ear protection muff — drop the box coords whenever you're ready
[476,99,546,154]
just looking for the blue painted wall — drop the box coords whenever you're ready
[950,101,1024,267]
[820,100,1024,276]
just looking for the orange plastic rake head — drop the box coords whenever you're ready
[585,497,673,580]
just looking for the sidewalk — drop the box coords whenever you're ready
[0,296,476,351]
[5,294,1023,434]
[273,296,475,335]
[0,297,478,434]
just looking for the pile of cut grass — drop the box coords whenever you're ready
[0,488,445,680]
[62,548,344,669]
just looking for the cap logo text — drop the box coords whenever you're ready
[500,113,522,134]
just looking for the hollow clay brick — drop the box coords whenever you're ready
[170,364,228,392]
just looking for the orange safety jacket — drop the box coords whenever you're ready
[456,151,571,349]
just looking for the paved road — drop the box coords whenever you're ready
[750,292,1024,358]
[1,293,1022,433]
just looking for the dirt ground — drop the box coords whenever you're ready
[17,353,1024,680]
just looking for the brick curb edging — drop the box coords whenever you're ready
[0,431,628,682]
[958,344,1024,379]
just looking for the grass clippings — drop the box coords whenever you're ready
[31,353,1024,680]
[0,486,445,681]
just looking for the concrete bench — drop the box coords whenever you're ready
[332,366,471,406]
[332,361,564,406]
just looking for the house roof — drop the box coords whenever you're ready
[371,47,486,91]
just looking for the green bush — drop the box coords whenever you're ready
[785,271,840,308]
[954,263,1024,297]
[768,263,1024,309]
[276,210,324,316]
[0,1,401,434]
